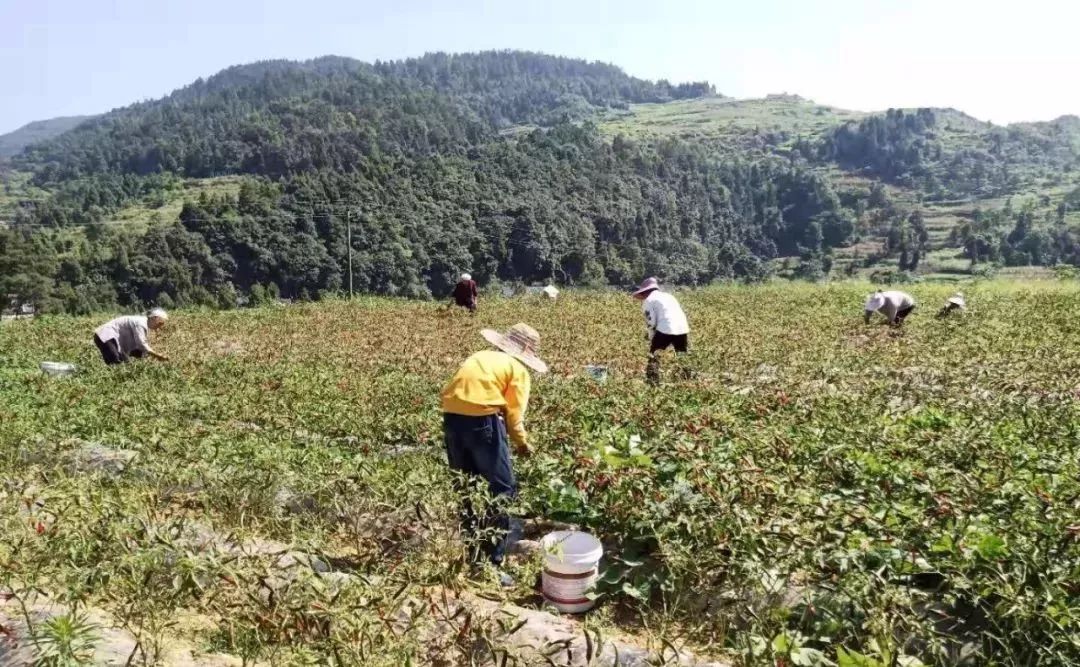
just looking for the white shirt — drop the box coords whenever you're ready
[95,316,150,355]
[642,290,689,337]
[865,291,915,322]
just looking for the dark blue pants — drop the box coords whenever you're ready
[443,413,517,566]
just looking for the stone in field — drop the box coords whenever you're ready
[68,441,137,475]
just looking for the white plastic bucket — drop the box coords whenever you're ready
[40,362,77,377]
[540,530,603,613]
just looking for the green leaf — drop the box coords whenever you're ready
[621,581,645,599]
[975,533,1007,560]
[598,566,624,584]
[837,647,883,667]
[791,646,831,666]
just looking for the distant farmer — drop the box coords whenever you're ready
[452,273,478,313]
[864,290,917,326]
[441,323,547,586]
[632,277,690,383]
[937,292,966,318]
[93,308,169,365]
[542,284,559,301]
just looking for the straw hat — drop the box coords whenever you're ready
[864,292,886,312]
[481,323,548,373]
[631,277,660,296]
[947,292,966,308]
[148,307,169,321]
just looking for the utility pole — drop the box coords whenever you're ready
[347,209,354,299]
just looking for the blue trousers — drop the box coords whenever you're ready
[443,413,517,566]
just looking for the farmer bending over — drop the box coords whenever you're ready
[93,308,169,365]
[864,290,916,326]
[452,272,478,313]
[937,292,966,318]
[441,323,547,586]
[632,277,690,384]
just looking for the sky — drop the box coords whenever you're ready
[2,0,1078,134]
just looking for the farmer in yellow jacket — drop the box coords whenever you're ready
[441,323,547,585]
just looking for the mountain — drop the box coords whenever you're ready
[2,51,1078,314]
[18,52,713,180]
[0,115,96,158]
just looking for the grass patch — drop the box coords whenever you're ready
[109,176,246,226]
[598,95,864,144]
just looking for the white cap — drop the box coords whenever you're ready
[148,307,169,320]
[864,292,885,312]
[460,273,472,281]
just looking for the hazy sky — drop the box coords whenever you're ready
[2,0,1077,133]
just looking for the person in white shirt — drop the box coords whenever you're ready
[632,277,690,382]
[864,290,916,326]
[93,308,170,365]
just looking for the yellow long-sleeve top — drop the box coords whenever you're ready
[441,350,531,447]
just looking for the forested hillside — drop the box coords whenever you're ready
[0,115,95,158]
[819,108,1080,198]
[18,52,712,181]
[1,51,1078,314]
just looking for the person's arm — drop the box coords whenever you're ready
[137,327,168,361]
[883,302,899,324]
[864,309,874,325]
[471,281,478,299]
[504,365,531,454]
[643,301,657,340]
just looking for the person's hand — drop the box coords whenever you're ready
[514,442,532,458]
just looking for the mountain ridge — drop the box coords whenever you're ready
[1,50,1078,314]
[0,115,97,158]
[5,52,1074,165]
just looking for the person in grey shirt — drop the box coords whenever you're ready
[864,290,916,326]
[93,308,170,365]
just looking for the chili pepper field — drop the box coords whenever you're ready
[1,281,1078,665]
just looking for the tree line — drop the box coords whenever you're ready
[818,108,1079,199]
[3,121,855,313]
[2,52,1078,314]
[951,188,1080,267]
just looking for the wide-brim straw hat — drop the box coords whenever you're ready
[632,277,660,296]
[947,293,966,308]
[481,323,548,373]
[864,293,886,312]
